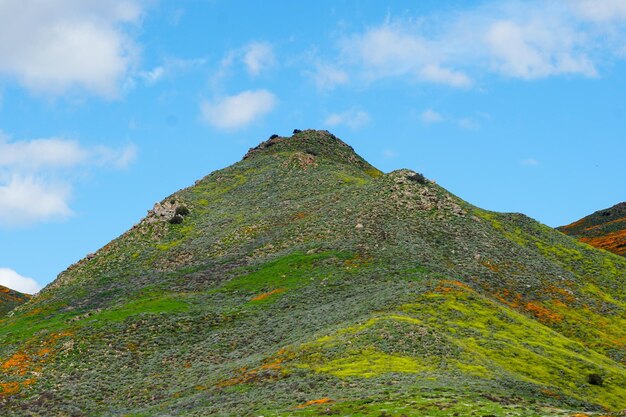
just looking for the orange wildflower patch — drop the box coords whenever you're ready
[544,285,576,304]
[2,352,31,375]
[0,331,74,397]
[580,229,626,256]
[296,398,334,409]
[523,302,562,323]
[480,260,500,273]
[0,382,20,396]
[435,280,471,294]
[216,349,294,388]
[493,288,522,308]
[541,388,560,398]
[251,288,286,301]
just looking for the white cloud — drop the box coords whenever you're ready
[140,67,165,85]
[569,0,626,22]
[338,23,473,88]
[324,108,370,129]
[420,65,473,88]
[243,42,276,76]
[0,132,137,227]
[420,109,444,124]
[0,136,87,169]
[0,268,41,294]
[327,1,626,88]
[309,63,350,90]
[93,144,138,169]
[0,0,142,98]
[0,176,72,227]
[485,19,597,79]
[0,134,136,171]
[139,58,207,86]
[201,90,277,130]
[210,42,275,86]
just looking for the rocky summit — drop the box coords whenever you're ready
[560,202,626,257]
[1,130,625,416]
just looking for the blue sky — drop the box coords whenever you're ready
[1,0,626,293]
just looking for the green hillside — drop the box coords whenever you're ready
[559,203,626,257]
[1,130,624,416]
[0,286,30,318]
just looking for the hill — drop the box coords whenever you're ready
[1,130,625,416]
[559,203,626,257]
[0,286,29,317]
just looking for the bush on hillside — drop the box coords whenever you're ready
[169,215,184,225]
[587,373,603,386]
[175,206,190,216]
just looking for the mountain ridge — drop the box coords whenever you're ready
[0,286,30,318]
[1,130,625,416]
[559,202,626,256]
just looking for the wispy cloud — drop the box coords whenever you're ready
[338,23,472,88]
[242,42,276,76]
[308,62,350,90]
[520,158,540,166]
[139,57,207,86]
[324,108,370,129]
[0,132,137,227]
[420,109,444,124]
[319,1,626,89]
[382,149,397,159]
[201,90,277,130]
[0,0,143,98]
[0,268,41,293]
[211,41,276,88]
[569,0,626,22]
[457,117,480,130]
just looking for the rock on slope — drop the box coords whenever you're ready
[559,202,626,257]
[0,286,30,317]
[0,130,625,416]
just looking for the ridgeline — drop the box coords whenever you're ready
[1,130,624,416]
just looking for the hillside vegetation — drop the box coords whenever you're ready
[1,130,624,416]
[0,286,30,318]
[560,203,626,257]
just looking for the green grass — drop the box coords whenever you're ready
[221,250,354,295]
[88,295,190,326]
[1,130,625,416]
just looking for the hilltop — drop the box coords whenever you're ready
[0,130,625,416]
[0,286,29,317]
[559,202,626,256]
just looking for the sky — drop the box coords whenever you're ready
[1,0,625,293]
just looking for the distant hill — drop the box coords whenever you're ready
[0,286,30,317]
[0,130,624,416]
[559,202,626,256]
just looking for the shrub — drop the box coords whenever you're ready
[175,206,190,216]
[293,129,301,134]
[169,215,184,225]
[407,172,427,184]
[269,134,279,139]
[587,373,603,386]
